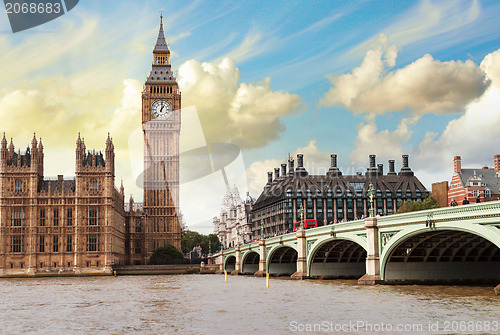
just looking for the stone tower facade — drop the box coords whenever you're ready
[141,14,182,255]
[0,133,125,276]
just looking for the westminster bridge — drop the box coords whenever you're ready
[222,201,500,284]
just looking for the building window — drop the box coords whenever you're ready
[53,209,59,226]
[67,208,73,226]
[135,218,142,233]
[15,179,23,192]
[473,190,479,197]
[134,240,141,254]
[11,235,24,253]
[125,218,130,233]
[11,208,25,226]
[40,208,45,226]
[66,235,72,252]
[88,208,100,225]
[387,198,393,209]
[39,236,45,253]
[485,189,491,197]
[87,235,99,252]
[89,179,98,193]
[53,236,59,252]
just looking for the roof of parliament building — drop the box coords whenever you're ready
[253,153,428,209]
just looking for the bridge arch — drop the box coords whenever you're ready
[266,245,298,276]
[307,236,367,278]
[241,251,259,274]
[380,223,500,283]
[224,255,236,273]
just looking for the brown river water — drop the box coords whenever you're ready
[0,275,498,334]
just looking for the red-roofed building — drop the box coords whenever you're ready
[448,155,500,205]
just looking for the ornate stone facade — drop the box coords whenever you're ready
[213,186,253,249]
[0,14,183,273]
[140,14,182,255]
[0,134,125,276]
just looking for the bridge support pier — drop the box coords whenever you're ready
[291,229,308,279]
[254,239,267,277]
[231,246,241,275]
[358,217,383,285]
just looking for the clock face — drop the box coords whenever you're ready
[151,100,172,119]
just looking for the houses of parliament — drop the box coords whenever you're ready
[0,15,181,276]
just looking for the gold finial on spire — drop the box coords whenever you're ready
[160,6,163,22]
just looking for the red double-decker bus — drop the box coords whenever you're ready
[293,219,317,232]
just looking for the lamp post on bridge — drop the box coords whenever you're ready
[368,182,375,217]
[298,204,304,230]
[260,219,264,239]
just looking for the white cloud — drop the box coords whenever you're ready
[382,0,480,48]
[320,34,488,118]
[480,49,500,88]
[412,85,500,187]
[410,48,500,188]
[245,140,332,197]
[350,117,416,168]
[178,57,301,148]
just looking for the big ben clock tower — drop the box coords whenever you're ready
[142,13,181,255]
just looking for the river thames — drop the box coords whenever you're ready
[0,275,498,334]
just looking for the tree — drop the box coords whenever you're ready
[181,231,203,254]
[149,244,184,265]
[396,196,440,214]
[181,231,222,255]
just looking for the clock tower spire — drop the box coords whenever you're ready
[141,13,182,255]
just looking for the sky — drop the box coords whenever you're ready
[1,0,500,234]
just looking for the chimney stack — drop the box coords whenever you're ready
[331,154,337,168]
[366,154,378,176]
[267,172,273,184]
[369,155,376,168]
[377,164,383,176]
[454,156,462,173]
[297,154,304,168]
[402,155,409,168]
[281,164,287,178]
[388,160,396,175]
[295,153,308,177]
[274,168,280,181]
[327,154,342,177]
[288,156,295,175]
[398,154,414,176]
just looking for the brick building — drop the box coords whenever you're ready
[448,155,500,205]
[431,181,449,208]
[251,153,429,239]
[0,134,126,276]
